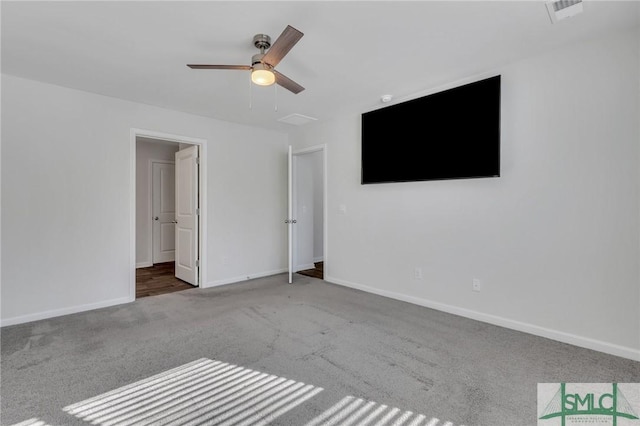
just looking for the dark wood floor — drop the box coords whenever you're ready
[297,261,324,279]
[136,262,194,298]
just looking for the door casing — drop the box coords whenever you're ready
[130,129,208,301]
[289,144,328,282]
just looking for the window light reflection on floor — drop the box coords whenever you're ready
[304,395,464,426]
[13,358,466,426]
[63,358,323,426]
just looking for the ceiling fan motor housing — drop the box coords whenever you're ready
[252,53,272,70]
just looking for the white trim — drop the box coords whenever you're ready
[208,268,288,288]
[136,262,153,269]
[325,275,640,362]
[291,144,328,282]
[295,263,315,272]
[322,146,328,279]
[293,145,325,155]
[291,153,298,276]
[0,297,132,327]
[131,129,208,298]
[288,146,293,283]
[313,257,324,263]
[133,129,206,146]
[149,159,176,265]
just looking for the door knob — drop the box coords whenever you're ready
[154,216,159,221]
[171,220,178,224]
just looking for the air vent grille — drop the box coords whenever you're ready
[552,0,581,12]
[277,113,318,126]
[546,0,583,23]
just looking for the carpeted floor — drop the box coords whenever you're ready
[1,274,638,425]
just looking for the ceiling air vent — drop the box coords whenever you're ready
[277,113,318,126]
[546,0,583,24]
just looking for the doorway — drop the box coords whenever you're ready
[289,145,327,283]
[130,129,207,301]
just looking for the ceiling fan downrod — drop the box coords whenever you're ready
[251,34,272,70]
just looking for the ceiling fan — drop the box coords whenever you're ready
[187,25,305,94]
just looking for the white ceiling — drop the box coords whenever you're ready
[2,1,638,132]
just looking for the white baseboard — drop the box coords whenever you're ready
[325,275,640,362]
[1,296,133,327]
[295,263,315,272]
[136,261,153,269]
[313,257,324,263]
[205,268,288,288]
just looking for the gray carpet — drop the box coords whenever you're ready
[1,274,638,426]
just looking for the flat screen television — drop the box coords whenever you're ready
[361,75,501,184]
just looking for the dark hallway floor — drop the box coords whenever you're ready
[297,261,323,279]
[136,262,194,298]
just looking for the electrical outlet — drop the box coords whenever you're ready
[414,267,423,280]
[472,278,482,292]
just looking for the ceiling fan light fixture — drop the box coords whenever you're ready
[187,25,304,94]
[251,63,275,86]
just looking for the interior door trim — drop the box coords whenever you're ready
[290,144,328,283]
[130,128,208,301]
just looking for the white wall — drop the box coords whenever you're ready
[135,138,179,267]
[1,74,289,324]
[291,28,640,360]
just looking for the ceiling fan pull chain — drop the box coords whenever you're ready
[249,74,253,110]
[274,83,278,112]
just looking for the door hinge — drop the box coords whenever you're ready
[196,208,200,216]
[196,157,200,165]
[196,259,200,268]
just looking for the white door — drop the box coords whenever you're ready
[287,145,294,283]
[175,145,199,286]
[152,162,176,264]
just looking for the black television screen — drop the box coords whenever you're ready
[361,75,501,184]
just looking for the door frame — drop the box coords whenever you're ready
[130,128,208,301]
[150,159,175,265]
[290,144,328,281]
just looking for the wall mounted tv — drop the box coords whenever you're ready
[361,75,500,184]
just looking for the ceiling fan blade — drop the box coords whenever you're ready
[187,64,251,70]
[262,25,304,68]
[274,71,305,94]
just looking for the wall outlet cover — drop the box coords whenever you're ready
[472,278,482,292]
[414,268,423,280]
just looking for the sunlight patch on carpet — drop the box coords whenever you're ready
[63,358,323,426]
[304,395,465,426]
[10,419,54,426]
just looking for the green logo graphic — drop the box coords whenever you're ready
[539,383,639,426]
